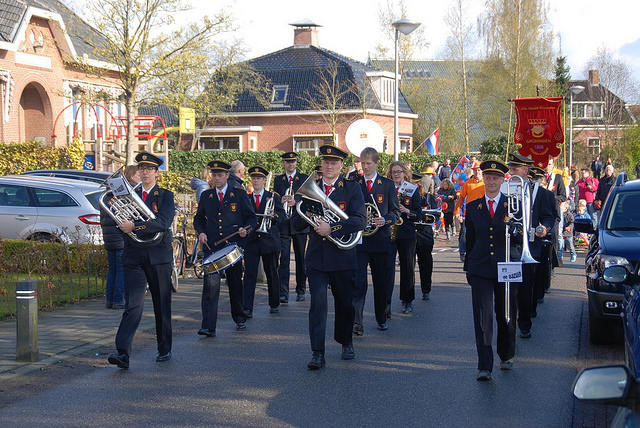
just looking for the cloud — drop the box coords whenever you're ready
[619,38,640,57]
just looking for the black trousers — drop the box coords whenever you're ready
[116,262,172,356]
[279,232,307,297]
[533,250,552,312]
[395,237,417,304]
[243,247,280,311]
[308,268,355,353]
[416,236,434,294]
[201,261,246,330]
[469,275,518,371]
[354,249,390,326]
[517,263,536,332]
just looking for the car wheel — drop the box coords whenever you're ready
[589,305,618,345]
[28,233,57,242]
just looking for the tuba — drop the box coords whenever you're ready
[362,193,382,237]
[99,168,163,245]
[295,172,362,250]
[256,196,275,233]
[415,208,442,226]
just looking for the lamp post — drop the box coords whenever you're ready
[392,19,421,161]
[569,85,584,171]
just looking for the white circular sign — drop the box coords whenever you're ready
[345,119,385,156]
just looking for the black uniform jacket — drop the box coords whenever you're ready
[123,185,175,265]
[464,194,508,280]
[416,193,437,245]
[245,190,286,254]
[395,185,423,240]
[193,184,257,256]
[357,174,400,252]
[547,173,567,204]
[293,175,366,272]
[273,171,309,235]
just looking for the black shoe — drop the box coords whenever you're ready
[156,352,171,362]
[112,304,125,310]
[236,322,247,331]
[280,296,288,304]
[105,302,113,309]
[385,304,391,319]
[269,307,279,314]
[108,352,129,369]
[341,344,355,360]
[197,328,215,337]
[307,352,325,370]
[377,322,389,331]
[422,292,430,301]
[531,311,537,318]
[296,294,305,302]
[353,323,364,336]
[401,303,413,314]
[519,329,531,339]
[537,297,544,304]
[244,310,253,319]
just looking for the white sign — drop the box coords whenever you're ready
[107,177,130,197]
[497,262,523,283]
[398,180,418,197]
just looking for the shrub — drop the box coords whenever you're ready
[0,138,85,175]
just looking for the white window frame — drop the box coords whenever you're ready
[199,135,242,151]
[572,102,604,119]
[270,85,289,106]
[249,137,257,152]
[587,137,601,155]
[292,134,335,156]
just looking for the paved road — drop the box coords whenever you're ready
[0,241,624,427]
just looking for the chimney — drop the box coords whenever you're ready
[589,70,600,86]
[290,20,321,47]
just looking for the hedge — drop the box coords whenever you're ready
[0,138,85,175]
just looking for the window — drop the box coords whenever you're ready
[586,103,603,118]
[294,135,334,155]
[32,188,77,207]
[400,138,411,153]
[573,102,604,119]
[249,137,257,151]
[271,85,289,105]
[587,138,600,156]
[0,184,31,206]
[605,192,640,230]
[199,136,240,151]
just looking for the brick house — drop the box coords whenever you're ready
[201,22,416,156]
[570,69,636,166]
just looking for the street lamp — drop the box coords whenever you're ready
[569,85,584,171]
[392,18,421,161]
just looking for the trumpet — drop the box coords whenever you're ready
[256,196,275,233]
[414,208,442,226]
[284,180,294,218]
[362,193,382,237]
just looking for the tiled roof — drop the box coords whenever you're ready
[368,59,482,79]
[569,80,634,125]
[0,0,26,42]
[138,105,179,128]
[228,45,414,115]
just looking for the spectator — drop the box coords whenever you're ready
[438,158,452,181]
[559,201,577,263]
[594,164,616,211]
[420,167,436,195]
[567,170,579,212]
[591,155,603,180]
[430,161,441,189]
[100,165,139,310]
[577,168,598,220]
[190,166,211,203]
[574,200,592,248]
[437,178,457,240]
[606,157,613,168]
[229,160,246,189]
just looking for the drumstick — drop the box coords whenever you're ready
[214,225,253,247]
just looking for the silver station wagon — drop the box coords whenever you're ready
[0,176,103,244]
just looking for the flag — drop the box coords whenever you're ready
[424,128,439,155]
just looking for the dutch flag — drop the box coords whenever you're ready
[425,128,439,155]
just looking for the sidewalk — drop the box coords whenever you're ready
[0,278,207,380]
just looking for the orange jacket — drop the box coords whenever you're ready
[454,177,485,216]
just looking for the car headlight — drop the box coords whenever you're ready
[598,255,631,271]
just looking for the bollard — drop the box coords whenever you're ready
[16,280,39,362]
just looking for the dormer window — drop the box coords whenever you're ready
[366,71,396,108]
[271,85,289,106]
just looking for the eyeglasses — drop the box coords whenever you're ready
[138,166,156,172]
[391,170,404,174]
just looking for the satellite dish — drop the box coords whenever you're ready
[345,119,385,156]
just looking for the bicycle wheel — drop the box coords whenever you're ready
[171,263,179,292]
[194,262,204,279]
[172,237,185,276]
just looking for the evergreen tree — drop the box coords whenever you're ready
[554,56,571,98]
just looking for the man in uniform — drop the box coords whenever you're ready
[293,145,366,370]
[353,147,400,335]
[243,166,286,316]
[464,160,515,381]
[194,161,256,335]
[506,154,555,339]
[108,152,175,369]
[274,152,309,303]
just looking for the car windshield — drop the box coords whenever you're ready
[605,191,640,230]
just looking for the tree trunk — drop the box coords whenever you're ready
[125,95,136,165]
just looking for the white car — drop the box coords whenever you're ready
[0,176,104,244]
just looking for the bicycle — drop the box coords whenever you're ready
[172,206,205,287]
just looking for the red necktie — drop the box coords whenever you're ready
[218,192,224,203]
[395,186,399,195]
[142,191,148,202]
[488,200,495,219]
[324,184,332,196]
[367,180,372,193]
[255,194,260,209]
[289,175,293,184]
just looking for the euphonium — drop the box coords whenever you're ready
[294,172,362,250]
[256,196,275,233]
[99,168,163,245]
[415,208,442,225]
[362,193,382,237]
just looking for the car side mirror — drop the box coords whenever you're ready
[574,219,595,235]
[573,365,631,404]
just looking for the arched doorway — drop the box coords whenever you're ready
[19,82,52,144]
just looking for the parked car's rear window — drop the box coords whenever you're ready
[606,191,640,230]
[0,184,31,206]
[85,191,103,210]
[32,187,77,207]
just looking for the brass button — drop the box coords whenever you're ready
[489,235,493,239]
[490,251,495,256]
[490,243,494,247]
[218,219,222,222]
[489,227,493,231]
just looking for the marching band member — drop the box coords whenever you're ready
[414,172,438,301]
[274,152,309,303]
[387,161,422,314]
[194,161,257,335]
[465,160,515,381]
[108,153,175,369]
[243,166,286,316]
[505,154,555,339]
[293,145,366,370]
[353,147,400,335]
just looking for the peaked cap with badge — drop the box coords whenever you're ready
[479,160,509,177]
[248,166,268,177]
[135,152,164,168]
[319,144,348,161]
[207,160,231,172]
[507,153,534,167]
[281,152,298,161]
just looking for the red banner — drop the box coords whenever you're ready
[513,97,564,168]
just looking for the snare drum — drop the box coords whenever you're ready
[202,244,244,274]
